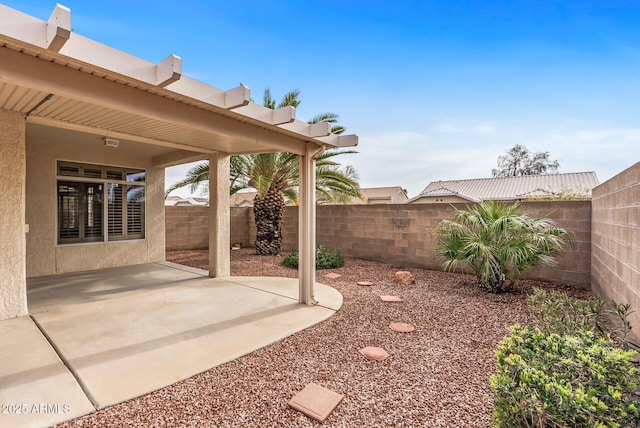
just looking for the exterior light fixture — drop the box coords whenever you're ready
[104,138,120,148]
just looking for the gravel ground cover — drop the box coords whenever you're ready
[58,248,593,428]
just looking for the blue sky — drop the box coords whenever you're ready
[8,1,640,197]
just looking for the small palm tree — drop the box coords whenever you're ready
[433,201,573,293]
[166,88,361,255]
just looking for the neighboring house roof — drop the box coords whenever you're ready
[165,197,209,207]
[165,196,182,204]
[350,186,408,204]
[166,192,296,207]
[408,172,599,203]
[230,192,257,207]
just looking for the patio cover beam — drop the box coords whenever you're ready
[46,4,71,52]
[156,54,182,88]
[152,150,209,168]
[0,47,309,155]
[0,4,359,153]
[26,116,213,155]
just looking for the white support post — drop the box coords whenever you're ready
[298,143,319,305]
[209,152,230,278]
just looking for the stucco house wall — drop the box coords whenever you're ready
[25,135,165,277]
[0,110,28,319]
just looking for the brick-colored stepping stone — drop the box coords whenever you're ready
[288,383,344,423]
[357,281,373,286]
[360,346,390,361]
[389,322,415,333]
[380,295,403,302]
[324,272,341,279]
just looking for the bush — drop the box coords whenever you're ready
[433,201,574,293]
[527,287,607,338]
[491,325,640,427]
[282,246,344,270]
[528,288,640,352]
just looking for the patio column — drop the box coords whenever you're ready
[0,110,28,319]
[208,152,230,278]
[298,143,320,305]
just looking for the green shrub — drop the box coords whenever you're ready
[491,325,640,427]
[527,287,607,338]
[433,201,573,293]
[281,246,344,270]
[528,288,640,352]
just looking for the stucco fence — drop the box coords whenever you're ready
[166,200,592,287]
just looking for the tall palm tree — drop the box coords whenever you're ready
[166,88,362,255]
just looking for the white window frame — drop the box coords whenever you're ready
[56,161,146,245]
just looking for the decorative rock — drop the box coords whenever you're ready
[357,281,373,286]
[360,346,390,361]
[380,295,403,302]
[324,272,341,279]
[393,271,415,285]
[389,322,415,333]
[288,383,344,423]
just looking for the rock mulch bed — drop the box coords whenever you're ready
[58,248,594,427]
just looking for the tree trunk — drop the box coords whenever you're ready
[253,188,285,255]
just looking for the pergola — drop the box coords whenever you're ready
[0,3,357,318]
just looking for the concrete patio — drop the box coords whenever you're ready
[0,263,342,428]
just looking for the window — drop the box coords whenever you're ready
[57,162,145,244]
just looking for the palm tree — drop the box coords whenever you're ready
[166,88,362,255]
[433,201,574,293]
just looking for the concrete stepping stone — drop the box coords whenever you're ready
[357,281,373,286]
[288,383,344,423]
[389,322,415,333]
[324,272,341,279]
[380,295,403,302]
[360,346,390,361]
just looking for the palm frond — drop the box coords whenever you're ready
[331,125,345,135]
[308,112,339,124]
[263,88,275,109]
[165,162,210,197]
[278,89,301,108]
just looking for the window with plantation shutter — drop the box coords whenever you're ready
[57,162,145,244]
[58,182,80,240]
[127,186,145,238]
[84,183,103,239]
[108,183,124,238]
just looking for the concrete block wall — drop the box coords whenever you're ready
[232,207,253,248]
[166,206,253,250]
[165,200,591,287]
[165,206,209,250]
[282,201,591,287]
[592,162,640,331]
